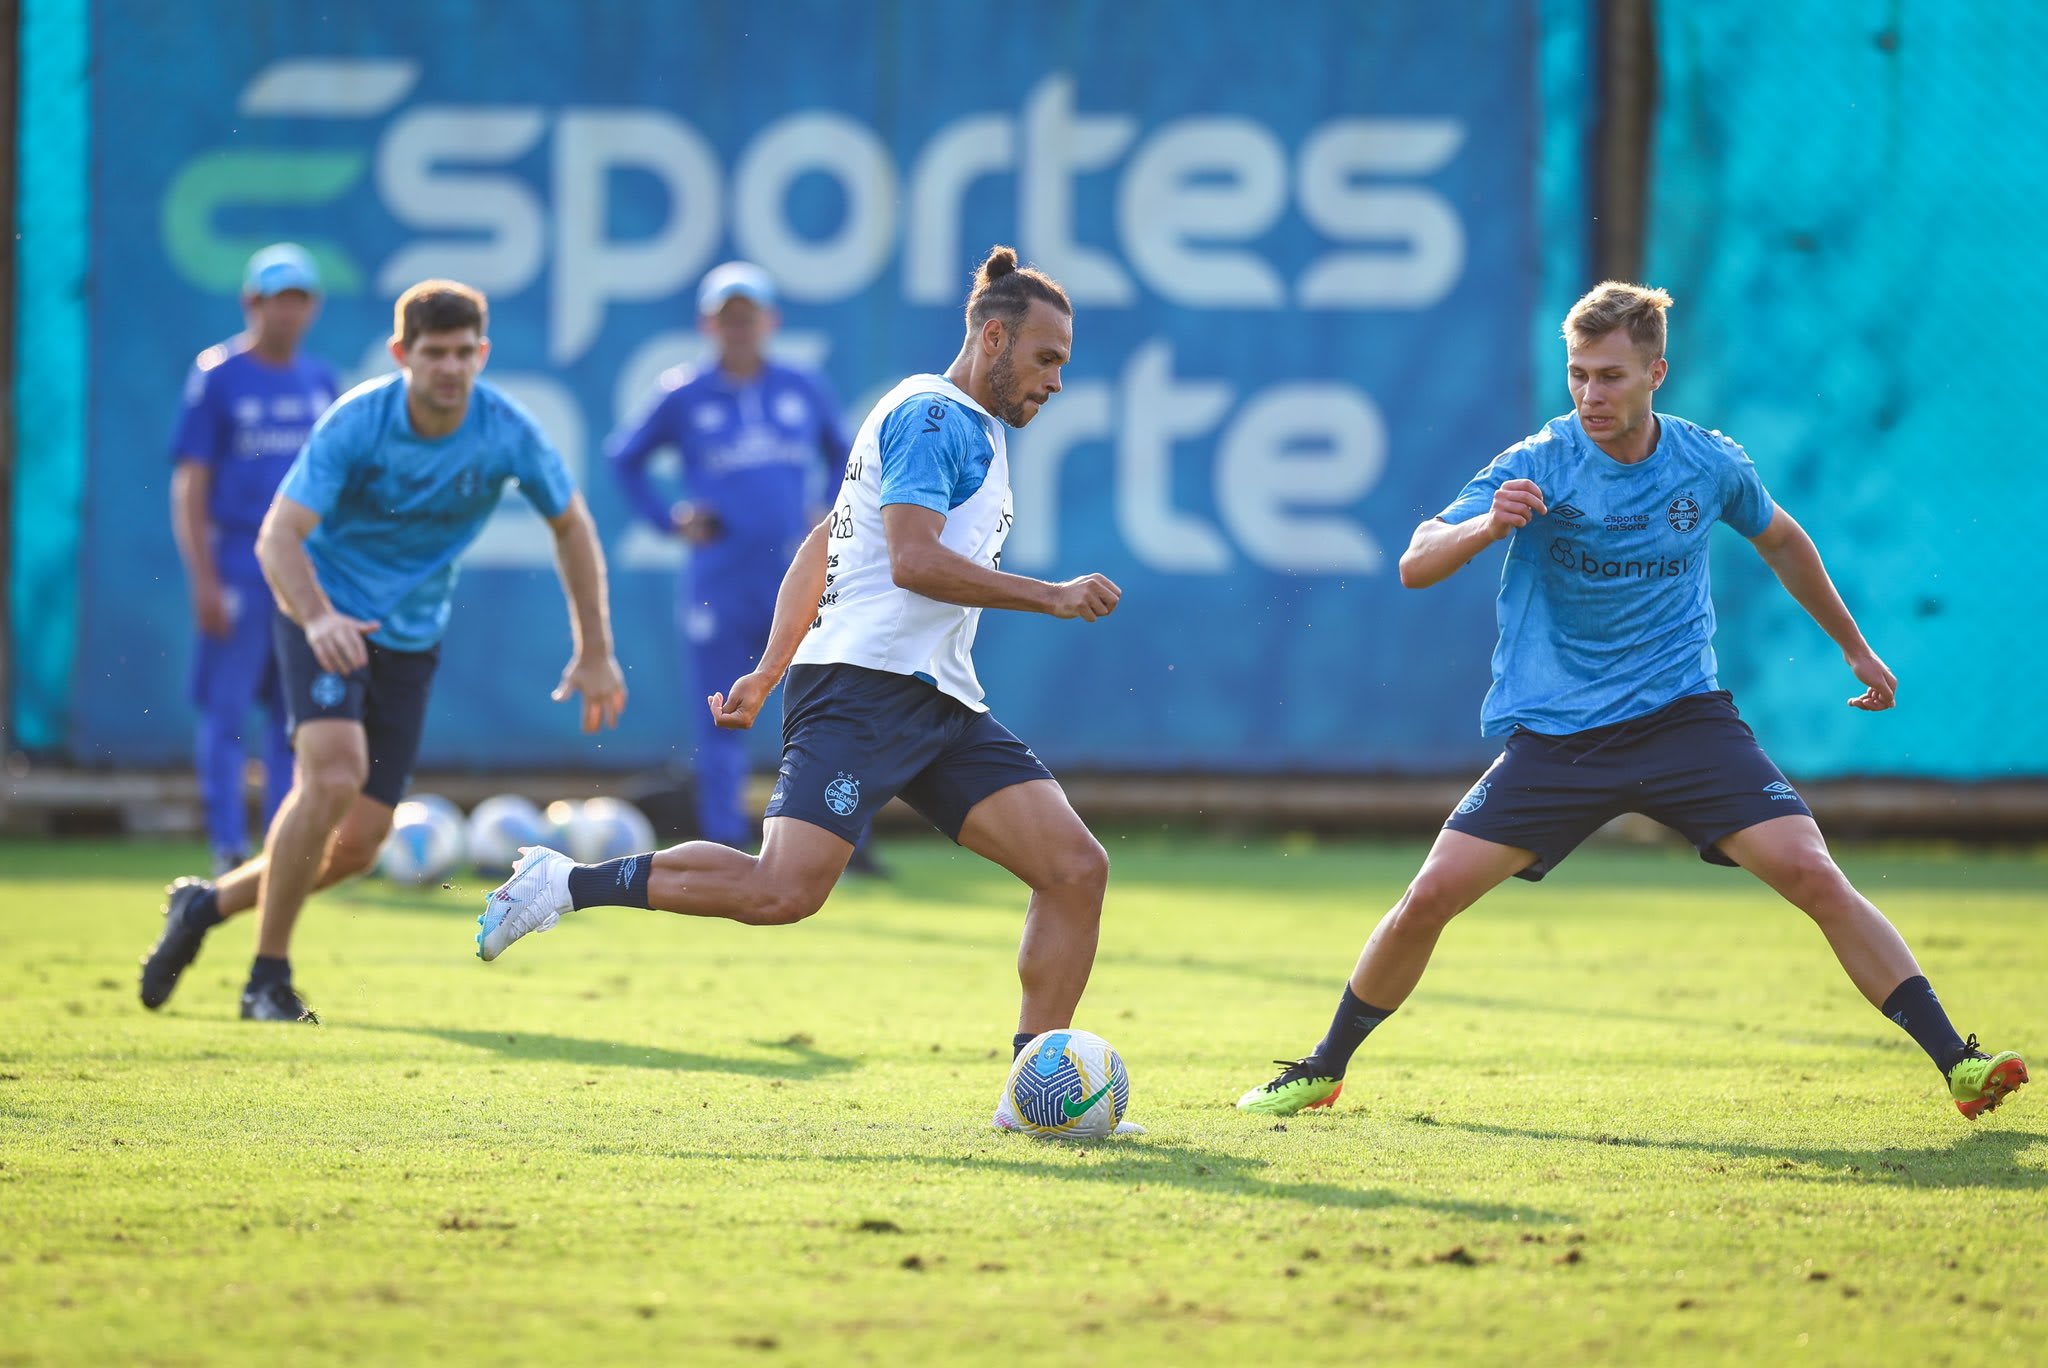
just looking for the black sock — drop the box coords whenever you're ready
[191,886,224,928]
[247,955,291,990]
[567,854,653,910]
[1013,1032,1039,1061]
[1310,985,1396,1078]
[1881,975,1970,1075]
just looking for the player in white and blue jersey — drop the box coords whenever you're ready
[479,247,1136,1129]
[169,244,339,874]
[1238,282,2026,1121]
[606,263,856,853]
[140,280,627,1023]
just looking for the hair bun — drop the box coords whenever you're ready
[979,245,1019,282]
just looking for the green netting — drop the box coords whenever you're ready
[1648,1,2046,778]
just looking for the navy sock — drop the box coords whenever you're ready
[190,886,224,928]
[1310,985,1396,1078]
[567,854,653,911]
[1881,975,1970,1076]
[247,955,291,990]
[1013,1032,1038,1061]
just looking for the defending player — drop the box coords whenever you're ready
[1236,282,2027,1121]
[139,280,627,1022]
[479,247,1126,1125]
[170,244,339,874]
[605,262,874,866]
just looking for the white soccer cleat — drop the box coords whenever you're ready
[476,846,573,962]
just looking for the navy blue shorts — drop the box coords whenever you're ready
[1443,690,1812,881]
[273,616,440,808]
[764,663,1055,843]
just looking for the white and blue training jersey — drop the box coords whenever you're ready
[1440,411,1777,737]
[792,374,1011,709]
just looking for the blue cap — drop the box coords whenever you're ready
[243,243,321,298]
[697,261,775,316]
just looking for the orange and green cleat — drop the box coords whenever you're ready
[1948,1035,2027,1119]
[1235,1058,1344,1116]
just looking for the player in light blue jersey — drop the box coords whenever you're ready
[480,248,1137,1129]
[606,263,865,859]
[140,280,628,1023]
[169,244,339,874]
[1238,282,2025,1121]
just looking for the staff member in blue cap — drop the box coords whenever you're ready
[606,262,881,870]
[168,243,340,874]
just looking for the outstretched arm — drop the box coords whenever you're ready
[545,493,627,731]
[707,519,832,730]
[1748,506,1896,711]
[1398,478,1548,588]
[882,504,1119,619]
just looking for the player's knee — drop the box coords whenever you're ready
[1034,836,1109,899]
[1780,848,1852,915]
[326,832,383,880]
[298,761,366,813]
[748,883,829,927]
[1399,872,1468,929]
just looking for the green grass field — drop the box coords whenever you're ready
[2,834,2042,1365]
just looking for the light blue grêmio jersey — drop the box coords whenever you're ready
[277,374,575,652]
[1439,411,1776,736]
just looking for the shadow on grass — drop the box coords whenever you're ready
[348,1022,860,1080]
[647,1138,1573,1223]
[1436,1119,2048,1191]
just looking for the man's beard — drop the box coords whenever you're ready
[986,341,1032,427]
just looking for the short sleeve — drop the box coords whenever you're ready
[276,397,357,517]
[1438,443,1539,525]
[170,361,226,465]
[876,395,988,513]
[1715,434,1775,537]
[510,406,576,520]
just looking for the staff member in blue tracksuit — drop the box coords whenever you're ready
[169,244,340,873]
[607,263,877,866]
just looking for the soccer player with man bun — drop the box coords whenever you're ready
[480,246,1135,1130]
[1238,281,2027,1122]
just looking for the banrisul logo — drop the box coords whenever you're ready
[1550,539,1690,581]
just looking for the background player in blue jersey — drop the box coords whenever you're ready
[479,247,1133,1128]
[169,244,339,874]
[606,262,864,857]
[140,280,628,1022]
[1237,281,2027,1122]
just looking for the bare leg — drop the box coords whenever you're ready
[211,791,394,918]
[1715,814,1920,1006]
[252,721,372,959]
[1348,828,1539,1008]
[954,780,1109,1035]
[645,816,853,926]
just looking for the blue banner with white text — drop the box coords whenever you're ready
[73,0,1543,774]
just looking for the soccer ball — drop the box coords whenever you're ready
[548,796,658,864]
[379,796,467,886]
[466,794,551,874]
[1001,1029,1131,1140]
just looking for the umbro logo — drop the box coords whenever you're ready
[1553,503,1586,521]
[1764,780,1800,802]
